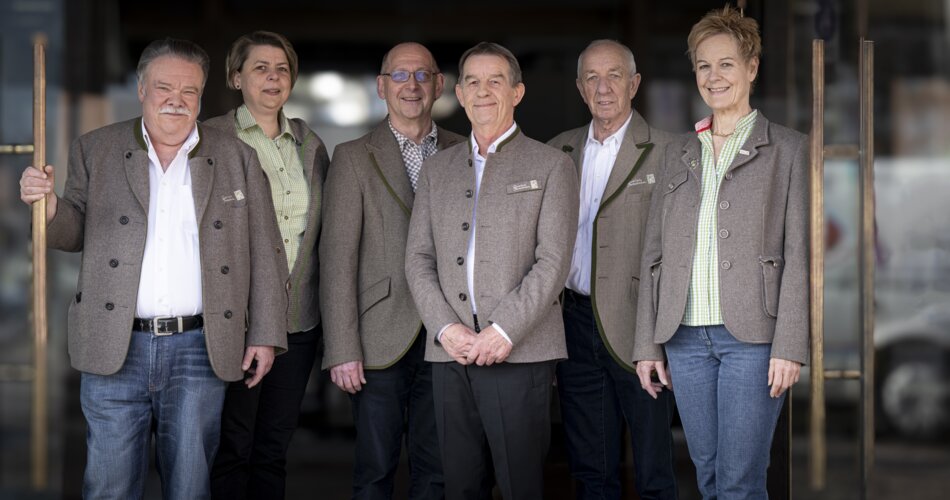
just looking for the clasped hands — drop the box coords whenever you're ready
[441,323,511,366]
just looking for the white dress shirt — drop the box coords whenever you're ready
[565,111,633,295]
[437,123,518,344]
[135,121,203,319]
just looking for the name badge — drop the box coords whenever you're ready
[738,149,750,156]
[506,179,542,194]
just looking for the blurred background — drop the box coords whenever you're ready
[1,0,948,498]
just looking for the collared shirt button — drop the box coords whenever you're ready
[457,257,464,265]
[459,293,467,301]
[719,200,730,210]
[719,229,729,239]
[462,222,470,231]
[109,259,118,268]
[721,260,731,270]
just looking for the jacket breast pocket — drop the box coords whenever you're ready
[759,256,784,318]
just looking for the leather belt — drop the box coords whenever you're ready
[133,315,203,336]
[564,288,591,304]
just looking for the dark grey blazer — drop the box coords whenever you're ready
[49,117,288,381]
[634,114,810,364]
[320,120,465,369]
[548,111,677,371]
[406,129,580,363]
[204,110,330,334]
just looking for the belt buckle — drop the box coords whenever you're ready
[152,316,179,336]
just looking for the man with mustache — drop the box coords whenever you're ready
[320,42,463,499]
[18,38,287,498]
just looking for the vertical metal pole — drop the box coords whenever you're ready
[858,38,876,500]
[809,39,827,492]
[31,35,49,491]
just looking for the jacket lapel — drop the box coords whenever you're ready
[126,118,150,212]
[725,115,770,173]
[601,112,652,202]
[188,124,214,225]
[366,120,414,215]
[681,137,703,185]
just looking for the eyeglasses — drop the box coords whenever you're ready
[381,70,437,83]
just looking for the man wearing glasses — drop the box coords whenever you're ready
[320,42,464,499]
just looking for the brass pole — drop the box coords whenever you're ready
[858,38,876,500]
[30,35,49,492]
[809,38,826,492]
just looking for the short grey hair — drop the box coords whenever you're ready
[136,38,210,86]
[576,40,637,79]
[458,42,522,86]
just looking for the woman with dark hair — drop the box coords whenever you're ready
[205,31,329,500]
[634,6,809,498]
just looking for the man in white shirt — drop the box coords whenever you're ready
[547,40,678,499]
[406,42,578,500]
[19,38,287,499]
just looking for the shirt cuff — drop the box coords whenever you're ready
[490,322,513,345]
[436,323,453,343]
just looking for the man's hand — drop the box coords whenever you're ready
[466,325,512,366]
[19,165,57,222]
[330,360,366,394]
[768,357,801,398]
[242,345,275,388]
[635,360,671,399]
[441,323,477,365]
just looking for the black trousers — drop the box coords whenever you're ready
[210,326,320,500]
[432,360,557,500]
[350,331,443,500]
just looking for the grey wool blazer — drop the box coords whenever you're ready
[320,120,465,369]
[406,128,580,363]
[633,114,810,364]
[548,111,678,371]
[48,117,288,382]
[204,110,330,334]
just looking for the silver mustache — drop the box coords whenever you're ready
[159,105,191,116]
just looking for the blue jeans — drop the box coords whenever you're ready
[80,328,227,500]
[664,325,785,500]
[557,292,677,500]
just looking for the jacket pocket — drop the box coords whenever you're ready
[759,256,784,318]
[358,276,391,317]
[650,260,662,313]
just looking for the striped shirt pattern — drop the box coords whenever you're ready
[682,110,758,326]
[388,120,439,192]
[234,105,312,274]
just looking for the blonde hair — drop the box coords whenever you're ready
[686,4,761,68]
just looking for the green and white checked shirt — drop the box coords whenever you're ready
[234,105,311,273]
[682,110,758,326]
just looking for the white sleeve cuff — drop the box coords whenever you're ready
[436,324,453,343]
[490,323,513,345]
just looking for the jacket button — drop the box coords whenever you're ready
[720,260,731,270]
[462,222,470,231]
[719,201,730,210]
[125,152,132,159]
[213,220,223,229]
[457,257,464,265]
[467,159,473,167]
[109,259,118,268]
[224,310,233,319]
[221,265,229,274]
[119,216,129,225]
[105,302,114,311]
[725,172,734,180]
[465,189,473,198]
[207,158,213,165]
[719,229,729,239]
[668,183,674,190]
[459,293,467,301]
